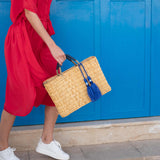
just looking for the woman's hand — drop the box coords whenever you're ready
[49,42,66,66]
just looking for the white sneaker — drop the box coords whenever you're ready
[0,147,20,160]
[36,138,70,160]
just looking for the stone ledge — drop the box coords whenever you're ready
[10,116,160,151]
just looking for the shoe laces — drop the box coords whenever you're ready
[54,140,62,149]
[6,147,16,156]
[10,147,16,152]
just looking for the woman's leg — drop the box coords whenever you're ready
[41,106,58,144]
[36,105,70,160]
[0,110,16,150]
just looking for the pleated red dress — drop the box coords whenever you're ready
[4,0,57,116]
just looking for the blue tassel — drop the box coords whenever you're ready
[84,77,102,102]
[87,76,102,101]
[79,63,102,102]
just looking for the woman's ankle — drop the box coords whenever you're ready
[0,137,9,151]
[0,144,9,151]
[41,135,53,144]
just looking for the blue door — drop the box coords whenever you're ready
[0,0,159,126]
[151,0,160,116]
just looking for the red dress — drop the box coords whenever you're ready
[4,0,57,116]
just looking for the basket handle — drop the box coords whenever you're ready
[56,54,80,75]
[56,54,91,86]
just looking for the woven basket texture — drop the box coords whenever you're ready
[43,56,111,117]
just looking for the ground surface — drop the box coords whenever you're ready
[15,139,160,160]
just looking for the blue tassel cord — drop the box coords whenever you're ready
[87,76,102,101]
[78,63,102,102]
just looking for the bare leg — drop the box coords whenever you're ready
[41,106,58,144]
[0,110,16,151]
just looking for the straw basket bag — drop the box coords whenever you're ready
[43,54,111,117]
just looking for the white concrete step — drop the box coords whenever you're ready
[10,116,160,151]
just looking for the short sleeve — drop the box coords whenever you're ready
[10,0,38,23]
[23,0,38,14]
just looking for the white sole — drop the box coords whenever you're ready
[0,157,19,160]
[36,147,70,160]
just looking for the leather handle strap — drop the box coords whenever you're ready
[56,54,80,75]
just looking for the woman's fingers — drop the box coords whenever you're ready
[61,55,66,63]
[57,58,63,66]
[49,43,66,66]
[63,54,66,61]
[57,55,65,65]
[59,53,66,65]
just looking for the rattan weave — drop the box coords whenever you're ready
[43,56,111,117]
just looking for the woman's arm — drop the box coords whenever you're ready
[24,9,66,65]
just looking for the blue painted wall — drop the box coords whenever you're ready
[0,0,159,126]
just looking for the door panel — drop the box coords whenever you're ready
[151,0,160,116]
[100,0,151,119]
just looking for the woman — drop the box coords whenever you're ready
[0,0,70,159]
